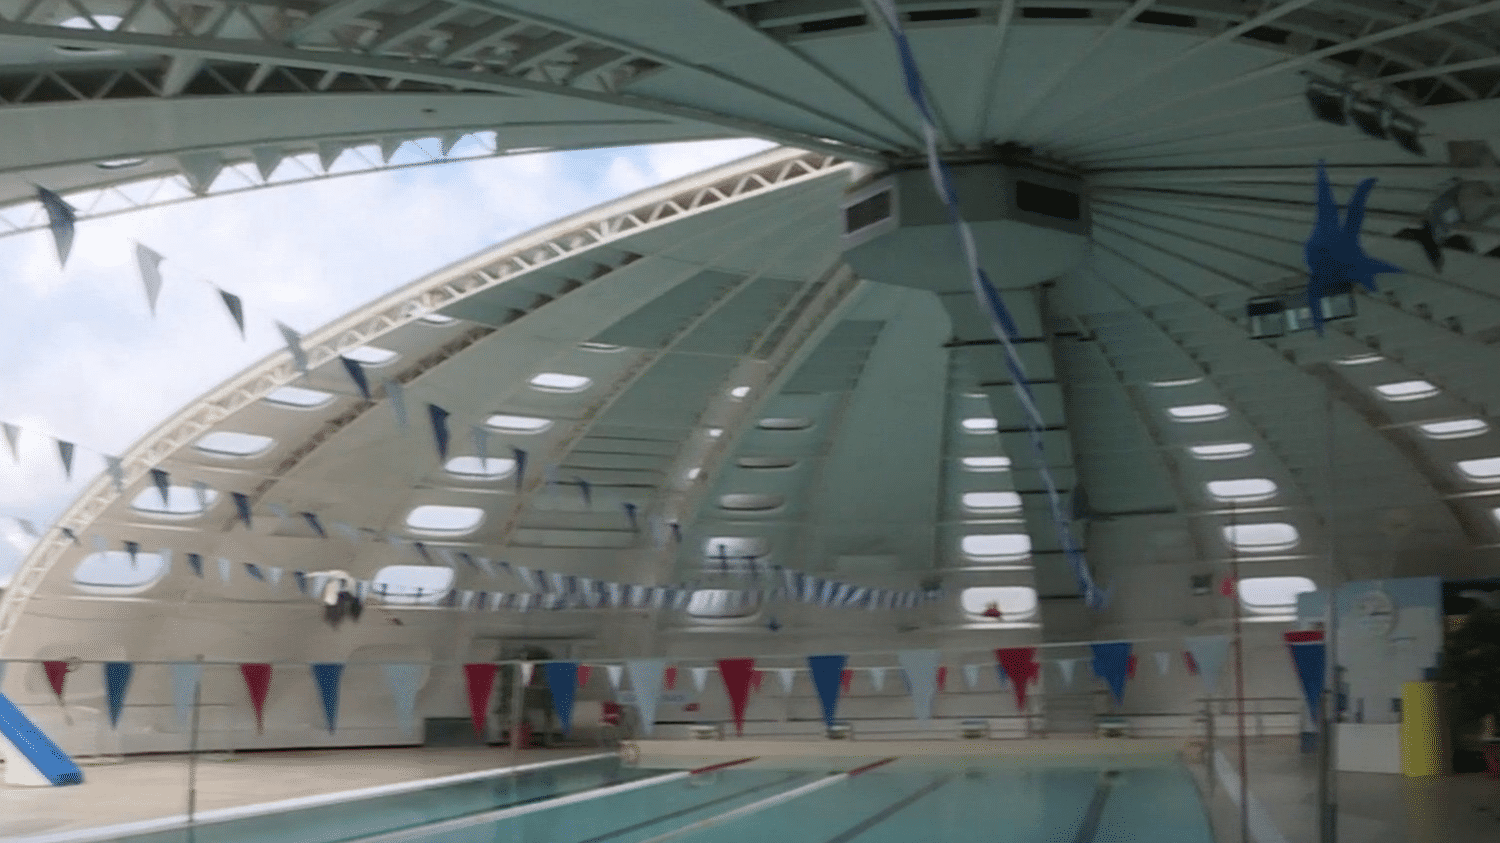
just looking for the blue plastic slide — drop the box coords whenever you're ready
[0,692,83,785]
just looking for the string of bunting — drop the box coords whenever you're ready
[868,3,1105,609]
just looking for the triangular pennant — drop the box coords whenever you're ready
[149,468,171,506]
[217,557,232,583]
[310,663,344,733]
[293,570,308,594]
[1154,651,1172,677]
[1284,631,1326,720]
[217,288,246,338]
[664,666,678,690]
[275,322,309,376]
[384,380,408,428]
[623,502,639,531]
[625,659,666,736]
[231,492,253,530]
[577,665,592,688]
[36,185,76,268]
[897,650,940,720]
[192,481,211,511]
[717,658,756,736]
[468,425,490,467]
[841,669,853,694]
[1183,651,1199,675]
[301,512,326,539]
[576,478,592,509]
[962,664,981,690]
[690,666,711,694]
[995,648,1040,710]
[544,662,580,735]
[239,663,273,734]
[1184,635,1231,695]
[104,455,125,492]
[868,666,887,692]
[462,663,497,739]
[340,356,371,400]
[244,562,265,582]
[776,668,796,694]
[937,666,947,692]
[170,662,202,728]
[427,404,451,461]
[136,243,166,315]
[42,660,69,701]
[123,540,140,568]
[57,439,74,480]
[1090,642,1133,705]
[806,655,847,728]
[512,447,527,491]
[382,664,423,733]
[1057,658,1078,688]
[605,664,623,694]
[751,670,765,692]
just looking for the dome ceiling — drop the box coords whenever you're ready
[5,2,1500,655]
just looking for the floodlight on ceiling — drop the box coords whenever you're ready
[1388,114,1425,156]
[1304,80,1349,125]
[1347,100,1388,140]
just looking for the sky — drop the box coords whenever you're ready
[0,137,775,584]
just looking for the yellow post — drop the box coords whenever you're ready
[1400,681,1444,777]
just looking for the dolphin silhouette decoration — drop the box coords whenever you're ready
[1304,161,1403,334]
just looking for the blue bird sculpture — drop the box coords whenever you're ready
[1304,161,1402,334]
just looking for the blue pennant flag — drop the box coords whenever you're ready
[544,662,580,735]
[1090,641,1133,705]
[384,380,408,428]
[293,570,308,594]
[231,493,253,530]
[310,663,344,733]
[103,662,133,728]
[244,562,265,582]
[512,448,528,491]
[1285,632,1326,721]
[340,356,371,400]
[57,439,74,479]
[807,654,848,728]
[576,478,592,509]
[149,468,171,506]
[186,553,203,578]
[217,288,245,338]
[427,404,451,461]
[623,502,639,532]
[301,512,326,539]
[122,540,140,568]
[36,185,76,268]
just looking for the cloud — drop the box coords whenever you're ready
[0,138,778,584]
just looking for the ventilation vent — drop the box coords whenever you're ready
[844,189,893,234]
[1136,10,1196,27]
[1021,7,1090,19]
[1014,180,1080,221]
[799,15,866,33]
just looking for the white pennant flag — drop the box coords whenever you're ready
[382,664,424,733]
[169,662,202,728]
[1056,658,1078,689]
[897,649,941,721]
[217,557,232,583]
[1185,635,1232,695]
[266,566,282,588]
[1154,651,1172,677]
[384,380,408,428]
[868,666,887,692]
[962,664,981,690]
[625,659,666,736]
[776,668,795,694]
[275,322,309,375]
[519,662,533,687]
[158,548,172,576]
[1,422,19,463]
[690,666,711,694]
[136,243,166,315]
[605,664,623,693]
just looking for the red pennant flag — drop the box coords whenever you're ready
[995,648,1040,710]
[936,666,947,692]
[239,663,272,734]
[1128,655,1138,680]
[1220,575,1237,597]
[577,665,592,688]
[42,660,69,701]
[840,669,853,694]
[751,670,765,692]
[463,663,498,739]
[664,666,678,690]
[1183,651,1199,675]
[717,658,756,736]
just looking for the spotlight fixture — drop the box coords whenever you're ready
[1247,296,1287,339]
[1347,99,1388,140]
[1304,79,1348,125]
[1247,284,1356,338]
[1302,77,1425,156]
[1388,114,1425,156]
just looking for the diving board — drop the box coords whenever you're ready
[0,692,83,786]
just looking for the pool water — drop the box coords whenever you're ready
[384,759,1215,843]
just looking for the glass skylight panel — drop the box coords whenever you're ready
[960,533,1032,561]
[73,551,168,593]
[1190,442,1253,460]
[1374,380,1438,401]
[687,589,761,618]
[1419,419,1488,439]
[419,313,456,325]
[1150,376,1204,387]
[1457,457,1500,482]
[405,505,484,534]
[1238,576,1317,616]
[529,372,592,392]
[719,493,784,511]
[708,428,723,438]
[195,431,274,457]
[372,565,453,605]
[960,586,1038,620]
[1168,403,1228,422]
[1206,478,1277,502]
[962,491,1023,512]
[1222,523,1299,552]
[578,342,624,352]
[342,345,398,366]
[962,456,1011,471]
[758,417,812,430]
[962,417,999,433]
[737,456,797,469]
[729,386,751,399]
[131,486,218,516]
[444,456,516,479]
[264,385,335,408]
[1336,353,1384,365]
[702,536,770,559]
[485,413,551,433]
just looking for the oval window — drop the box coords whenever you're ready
[342,345,398,366]
[737,456,797,469]
[73,551,169,595]
[961,456,1011,472]
[686,589,761,618]
[960,533,1031,561]
[1206,478,1277,503]
[1374,380,1438,401]
[131,486,218,517]
[372,565,454,605]
[444,456,517,480]
[1190,442,1253,460]
[1457,457,1500,482]
[962,491,1023,512]
[1168,403,1228,422]
[757,417,812,430]
[1222,523,1299,552]
[485,413,551,433]
[405,505,484,534]
[1420,419,1488,439]
[719,493,783,511]
[265,386,335,409]
[529,372,591,392]
[960,586,1038,620]
[962,417,999,433]
[195,431,275,458]
[1238,576,1316,616]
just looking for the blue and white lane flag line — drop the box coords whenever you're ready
[869,0,1106,608]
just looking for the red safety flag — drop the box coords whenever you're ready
[239,663,272,734]
[1183,651,1199,675]
[664,666,677,690]
[42,660,69,701]
[751,670,765,692]
[577,665,592,688]
[995,648,1040,710]
[840,669,853,694]
[717,658,756,736]
[463,663,497,739]
[936,666,947,692]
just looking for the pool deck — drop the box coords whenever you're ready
[0,746,601,842]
